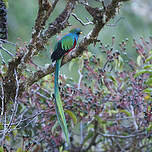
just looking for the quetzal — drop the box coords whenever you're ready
[51,28,82,147]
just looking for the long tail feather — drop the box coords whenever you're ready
[54,59,70,147]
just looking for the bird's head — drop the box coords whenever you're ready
[70,28,82,36]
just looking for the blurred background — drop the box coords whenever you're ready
[7,0,152,81]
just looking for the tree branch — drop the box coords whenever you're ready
[18,0,76,79]
[99,132,146,139]
[71,13,93,26]
[20,0,129,93]
[2,0,76,100]
[21,0,59,64]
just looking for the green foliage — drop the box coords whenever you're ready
[0,147,4,152]
[65,110,77,125]
[1,35,152,151]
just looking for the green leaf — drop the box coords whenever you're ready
[11,125,18,136]
[95,115,106,128]
[12,130,18,136]
[119,110,131,116]
[3,0,8,8]
[143,64,152,69]
[5,135,10,141]
[0,147,4,152]
[16,147,22,152]
[51,121,59,134]
[143,88,152,93]
[114,55,123,71]
[145,55,152,63]
[65,110,77,125]
[134,70,152,78]
[83,131,94,144]
[90,79,96,91]
[147,122,152,132]
[145,78,152,86]
[0,123,3,130]
[108,109,119,116]
[109,75,117,86]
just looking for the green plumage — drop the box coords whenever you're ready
[51,28,82,148]
[51,28,81,62]
[61,35,74,50]
[54,59,69,147]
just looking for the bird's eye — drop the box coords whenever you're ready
[78,31,82,34]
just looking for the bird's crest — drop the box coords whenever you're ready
[70,28,82,35]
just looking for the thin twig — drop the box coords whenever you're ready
[106,17,125,27]
[0,81,5,116]
[21,0,75,65]
[13,109,29,129]
[80,121,84,145]
[0,51,6,64]
[0,44,14,57]
[72,13,93,26]
[130,104,138,130]
[99,132,145,139]
[36,91,51,101]
[19,0,130,93]
[0,112,7,145]
[78,68,83,89]
[0,38,16,46]
[0,111,44,134]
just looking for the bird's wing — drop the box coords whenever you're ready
[51,34,76,61]
[61,33,75,50]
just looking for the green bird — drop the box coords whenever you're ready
[51,28,82,147]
